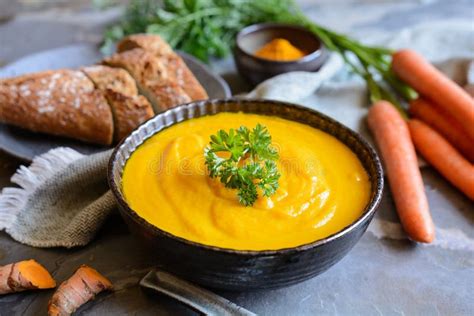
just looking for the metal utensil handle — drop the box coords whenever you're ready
[140,270,256,316]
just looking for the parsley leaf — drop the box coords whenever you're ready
[205,124,280,206]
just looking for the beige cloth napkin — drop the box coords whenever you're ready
[0,21,472,248]
[0,148,115,247]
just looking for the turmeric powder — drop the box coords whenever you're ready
[254,38,306,61]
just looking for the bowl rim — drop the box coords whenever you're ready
[108,98,384,256]
[235,22,325,64]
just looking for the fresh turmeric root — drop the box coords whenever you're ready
[0,259,56,294]
[48,265,113,316]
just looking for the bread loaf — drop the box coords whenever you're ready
[105,89,154,141]
[0,35,207,145]
[161,54,209,100]
[102,48,191,112]
[117,34,208,100]
[81,65,154,141]
[0,70,114,145]
[117,34,174,56]
[81,65,138,96]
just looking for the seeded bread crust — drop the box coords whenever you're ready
[117,33,174,56]
[104,89,154,141]
[117,34,208,100]
[102,48,169,86]
[81,65,137,96]
[146,81,191,111]
[161,54,209,100]
[0,70,114,145]
[81,65,154,141]
[102,48,191,111]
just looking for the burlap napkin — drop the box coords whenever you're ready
[0,21,471,248]
[0,148,115,247]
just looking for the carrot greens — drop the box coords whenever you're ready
[102,0,416,108]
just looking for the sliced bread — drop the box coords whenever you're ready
[102,48,191,112]
[81,65,138,96]
[81,65,154,141]
[160,54,209,101]
[117,34,208,100]
[117,33,174,56]
[103,89,154,141]
[0,70,114,145]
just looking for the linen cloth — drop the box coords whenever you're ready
[0,21,472,248]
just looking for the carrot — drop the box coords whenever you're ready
[409,98,474,162]
[48,265,112,316]
[408,120,474,200]
[368,101,435,243]
[392,49,474,141]
[0,259,56,294]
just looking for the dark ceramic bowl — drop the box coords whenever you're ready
[108,99,383,291]
[234,23,329,85]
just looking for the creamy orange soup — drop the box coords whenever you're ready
[122,113,371,250]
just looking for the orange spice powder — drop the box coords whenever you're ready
[254,38,306,61]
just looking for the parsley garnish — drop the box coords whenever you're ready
[205,124,280,206]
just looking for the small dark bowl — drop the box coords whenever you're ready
[234,23,329,85]
[108,99,383,291]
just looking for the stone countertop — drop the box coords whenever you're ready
[0,1,473,315]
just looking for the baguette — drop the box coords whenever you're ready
[81,65,154,141]
[117,34,174,56]
[145,81,191,112]
[81,65,138,96]
[117,34,208,100]
[161,54,209,100]
[104,89,154,141]
[0,70,113,145]
[102,48,191,112]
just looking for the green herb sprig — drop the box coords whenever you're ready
[102,0,417,112]
[205,124,280,206]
